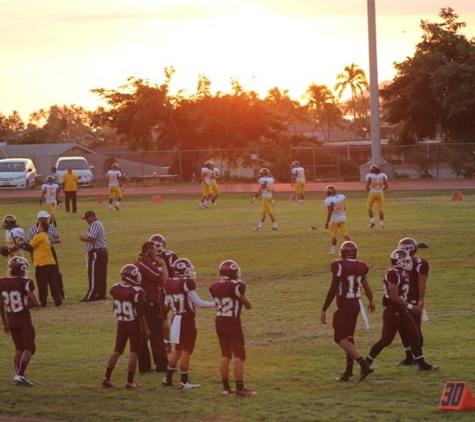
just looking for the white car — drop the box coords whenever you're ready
[0,158,37,189]
[55,156,94,187]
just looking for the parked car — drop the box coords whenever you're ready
[55,156,94,187]
[0,158,37,189]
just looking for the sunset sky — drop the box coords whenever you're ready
[1,0,475,120]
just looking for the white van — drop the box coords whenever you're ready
[55,156,94,187]
[0,158,37,189]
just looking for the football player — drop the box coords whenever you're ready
[209,260,256,396]
[162,258,214,389]
[251,168,278,231]
[134,242,170,374]
[396,238,431,366]
[323,185,350,255]
[102,264,150,389]
[0,257,41,386]
[39,176,60,227]
[365,164,389,228]
[198,161,213,209]
[290,160,306,205]
[106,163,124,210]
[2,215,26,260]
[321,241,375,382]
[209,161,221,206]
[362,249,438,381]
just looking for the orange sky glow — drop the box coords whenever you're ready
[1,0,474,120]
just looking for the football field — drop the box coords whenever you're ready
[0,186,474,422]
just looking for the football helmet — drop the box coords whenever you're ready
[219,260,242,280]
[2,214,17,229]
[120,264,142,285]
[204,160,213,169]
[149,234,166,254]
[390,249,413,271]
[340,241,358,259]
[173,258,196,278]
[325,185,337,197]
[8,256,30,277]
[259,168,270,176]
[369,164,381,174]
[46,175,55,183]
[397,238,418,256]
[292,161,300,168]
[111,163,119,170]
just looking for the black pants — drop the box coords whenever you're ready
[51,247,65,298]
[138,300,168,373]
[36,264,62,307]
[64,191,77,212]
[85,249,108,300]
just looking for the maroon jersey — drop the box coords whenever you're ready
[406,257,430,302]
[159,251,178,278]
[382,267,410,307]
[163,276,197,316]
[134,257,164,300]
[0,276,35,316]
[209,279,247,325]
[330,259,369,302]
[110,283,145,322]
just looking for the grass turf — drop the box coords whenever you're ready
[0,188,474,421]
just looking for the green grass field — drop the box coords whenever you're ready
[0,188,474,422]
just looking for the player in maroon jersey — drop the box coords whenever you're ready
[209,259,256,396]
[0,257,41,386]
[134,241,170,373]
[361,249,438,381]
[102,264,151,389]
[161,258,214,389]
[396,237,431,366]
[321,241,375,382]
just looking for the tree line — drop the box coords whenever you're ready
[1,8,474,178]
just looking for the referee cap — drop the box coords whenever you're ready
[37,211,50,219]
[82,210,96,220]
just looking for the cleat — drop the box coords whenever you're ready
[309,226,318,231]
[335,373,353,382]
[198,204,208,209]
[329,251,335,255]
[253,226,262,231]
[380,224,385,228]
[419,364,439,371]
[102,377,112,388]
[125,381,140,389]
[162,378,174,386]
[357,364,374,382]
[397,358,413,367]
[114,205,120,210]
[180,381,201,389]
[236,387,257,396]
[271,227,278,231]
[13,375,34,387]
[369,222,375,228]
[222,387,235,395]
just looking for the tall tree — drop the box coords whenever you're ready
[334,63,369,137]
[381,8,475,145]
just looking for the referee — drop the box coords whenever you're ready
[79,210,108,302]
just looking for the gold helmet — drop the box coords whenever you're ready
[325,185,337,197]
[259,168,270,176]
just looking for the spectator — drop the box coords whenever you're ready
[62,166,79,213]
[22,222,62,308]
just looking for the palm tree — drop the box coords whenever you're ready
[334,63,369,137]
[304,83,338,142]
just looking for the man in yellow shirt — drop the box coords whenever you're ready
[23,222,62,307]
[62,166,79,213]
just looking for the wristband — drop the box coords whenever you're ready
[417,300,424,307]
[406,303,414,310]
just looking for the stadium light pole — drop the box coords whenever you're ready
[367,0,382,164]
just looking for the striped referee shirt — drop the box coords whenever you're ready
[84,219,107,252]
[26,224,60,246]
